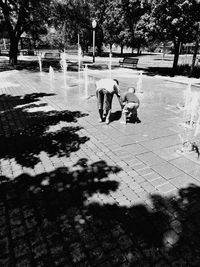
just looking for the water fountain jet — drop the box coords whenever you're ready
[136,71,143,93]
[49,66,55,91]
[84,64,89,98]
[109,52,112,79]
[60,52,68,90]
[38,54,42,74]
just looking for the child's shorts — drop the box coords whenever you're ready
[122,102,139,114]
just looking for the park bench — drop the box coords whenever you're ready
[20,49,35,56]
[0,49,9,56]
[119,57,139,69]
[66,50,78,55]
[42,52,61,60]
[40,52,61,68]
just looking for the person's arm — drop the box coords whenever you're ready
[118,90,125,109]
[118,96,123,109]
[119,93,126,107]
[113,84,120,97]
[113,82,123,108]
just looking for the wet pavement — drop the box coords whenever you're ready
[0,67,200,266]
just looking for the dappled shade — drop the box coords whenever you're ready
[0,93,54,112]
[0,159,121,219]
[0,93,89,167]
[0,158,200,265]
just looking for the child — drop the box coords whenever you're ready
[120,87,140,124]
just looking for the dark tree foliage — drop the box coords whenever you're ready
[0,0,51,65]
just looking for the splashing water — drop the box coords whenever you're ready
[49,66,55,91]
[109,52,112,79]
[84,64,89,98]
[38,54,42,73]
[136,71,143,93]
[60,52,68,89]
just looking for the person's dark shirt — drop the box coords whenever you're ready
[121,92,140,104]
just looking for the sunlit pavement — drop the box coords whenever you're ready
[0,67,200,266]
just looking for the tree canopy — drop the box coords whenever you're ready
[1,0,200,72]
[0,0,52,64]
[148,0,200,72]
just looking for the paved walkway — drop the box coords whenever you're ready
[0,68,200,266]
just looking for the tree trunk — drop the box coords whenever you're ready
[120,45,123,56]
[190,24,200,77]
[86,45,88,53]
[97,44,102,56]
[172,39,180,76]
[162,42,166,59]
[109,43,112,54]
[9,37,19,66]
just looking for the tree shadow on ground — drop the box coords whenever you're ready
[15,60,74,72]
[0,58,82,72]
[0,160,200,266]
[144,67,173,77]
[0,93,89,167]
[0,159,121,266]
[0,93,54,112]
[0,58,119,73]
[154,58,173,62]
[88,184,200,266]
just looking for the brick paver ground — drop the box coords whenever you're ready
[1,66,200,266]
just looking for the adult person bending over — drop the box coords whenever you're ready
[96,78,122,124]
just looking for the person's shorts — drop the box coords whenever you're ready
[122,102,139,114]
[96,88,113,111]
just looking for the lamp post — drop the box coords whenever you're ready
[92,19,97,63]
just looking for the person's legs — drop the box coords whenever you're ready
[96,89,104,122]
[104,91,113,124]
[129,103,139,120]
[121,103,139,123]
[105,110,112,124]
[99,109,104,122]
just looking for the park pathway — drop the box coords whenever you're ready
[0,69,200,266]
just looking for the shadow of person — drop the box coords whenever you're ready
[128,114,141,124]
[110,110,141,124]
[110,110,122,122]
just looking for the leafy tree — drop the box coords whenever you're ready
[0,0,51,65]
[121,0,150,53]
[117,28,130,55]
[149,0,200,74]
[102,0,129,54]
[51,0,91,52]
[133,14,149,54]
